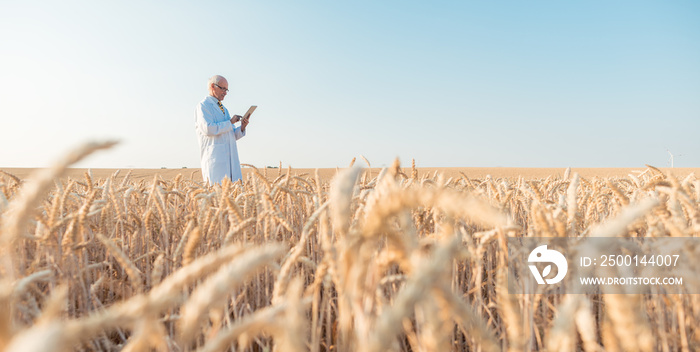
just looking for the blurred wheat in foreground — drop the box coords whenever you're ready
[1,144,699,352]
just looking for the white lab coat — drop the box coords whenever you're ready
[195,95,246,184]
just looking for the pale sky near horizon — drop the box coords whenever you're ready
[1,1,698,169]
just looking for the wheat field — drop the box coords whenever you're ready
[1,142,699,352]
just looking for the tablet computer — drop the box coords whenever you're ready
[243,105,257,120]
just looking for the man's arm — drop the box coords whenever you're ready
[229,114,247,139]
[195,104,233,136]
[241,116,250,133]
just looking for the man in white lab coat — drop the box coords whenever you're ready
[195,75,250,184]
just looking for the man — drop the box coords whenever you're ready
[195,75,250,184]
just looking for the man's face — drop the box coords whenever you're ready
[211,78,229,101]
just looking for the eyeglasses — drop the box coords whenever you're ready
[214,84,229,92]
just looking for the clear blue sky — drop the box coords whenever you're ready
[1,1,698,169]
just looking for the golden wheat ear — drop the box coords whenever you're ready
[1,140,118,246]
